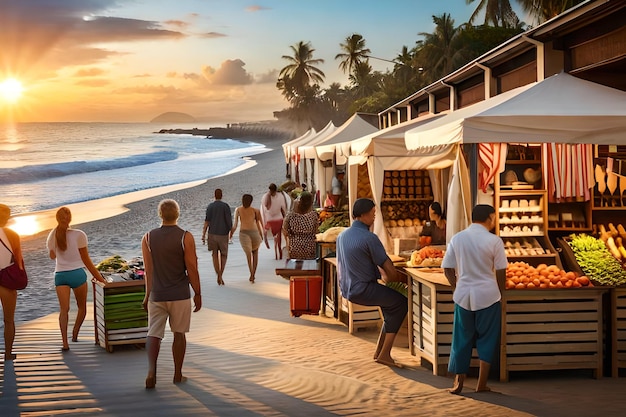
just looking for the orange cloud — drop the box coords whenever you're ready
[245,5,271,12]
[74,68,106,77]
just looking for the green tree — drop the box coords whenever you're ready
[348,61,382,100]
[335,33,371,75]
[417,13,466,83]
[466,0,519,28]
[278,41,325,101]
[517,0,586,24]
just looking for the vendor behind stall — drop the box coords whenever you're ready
[421,202,447,245]
[330,171,345,208]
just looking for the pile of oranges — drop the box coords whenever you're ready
[505,261,592,290]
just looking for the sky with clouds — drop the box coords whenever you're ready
[0,0,527,124]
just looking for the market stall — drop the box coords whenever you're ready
[310,113,378,207]
[344,114,471,253]
[292,121,337,189]
[402,72,626,378]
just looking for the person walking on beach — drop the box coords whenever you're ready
[0,204,25,361]
[201,189,232,286]
[142,199,202,389]
[47,207,106,351]
[283,191,319,260]
[337,198,408,368]
[231,194,264,283]
[442,204,507,394]
[261,183,287,259]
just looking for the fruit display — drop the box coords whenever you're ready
[407,246,445,267]
[96,255,144,282]
[318,211,350,233]
[505,261,592,289]
[96,255,129,272]
[567,233,626,286]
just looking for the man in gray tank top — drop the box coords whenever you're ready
[142,199,202,389]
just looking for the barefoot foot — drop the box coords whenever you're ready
[448,374,465,394]
[145,374,156,389]
[374,357,404,368]
[173,375,187,384]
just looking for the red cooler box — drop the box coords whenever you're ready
[289,276,322,317]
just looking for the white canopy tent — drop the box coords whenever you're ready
[307,113,378,202]
[282,128,316,164]
[405,72,626,148]
[282,122,335,183]
[344,114,470,251]
[293,122,337,189]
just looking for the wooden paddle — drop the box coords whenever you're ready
[595,164,606,206]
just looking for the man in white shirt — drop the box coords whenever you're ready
[442,204,507,394]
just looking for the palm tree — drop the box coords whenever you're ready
[517,0,586,24]
[349,61,381,100]
[278,41,325,100]
[466,0,519,28]
[417,13,465,82]
[335,33,371,75]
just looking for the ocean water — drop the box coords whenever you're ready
[0,122,268,216]
[0,122,271,337]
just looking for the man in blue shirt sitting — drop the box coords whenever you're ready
[337,198,408,368]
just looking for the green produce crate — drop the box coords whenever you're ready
[94,280,148,353]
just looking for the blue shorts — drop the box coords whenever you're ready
[55,268,87,289]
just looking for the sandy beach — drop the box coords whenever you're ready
[2,135,626,416]
[9,136,286,326]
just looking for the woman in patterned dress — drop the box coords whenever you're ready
[283,192,319,260]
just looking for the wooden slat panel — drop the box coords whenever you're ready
[506,332,598,343]
[506,312,599,322]
[436,303,454,313]
[436,312,454,323]
[507,354,598,366]
[507,342,599,354]
[506,300,600,312]
[507,322,598,332]
[616,310,626,319]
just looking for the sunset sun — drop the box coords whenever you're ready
[0,78,24,103]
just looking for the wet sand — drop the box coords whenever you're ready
[9,137,286,326]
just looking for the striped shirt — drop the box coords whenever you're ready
[336,220,389,300]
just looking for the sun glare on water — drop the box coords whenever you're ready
[10,215,41,236]
[0,78,24,103]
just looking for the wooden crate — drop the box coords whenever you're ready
[612,288,626,376]
[408,270,480,375]
[322,258,339,318]
[501,288,606,381]
[93,280,148,353]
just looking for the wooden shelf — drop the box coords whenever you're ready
[499,207,542,213]
[500,232,545,237]
[592,206,626,211]
[382,197,433,202]
[549,227,593,232]
[499,189,546,196]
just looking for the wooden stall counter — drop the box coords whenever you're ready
[405,267,608,381]
[405,267,455,376]
[93,279,148,353]
[275,259,320,280]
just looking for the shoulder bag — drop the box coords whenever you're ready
[0,236,28,290]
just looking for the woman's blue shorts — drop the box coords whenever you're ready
[55,268,87,289]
